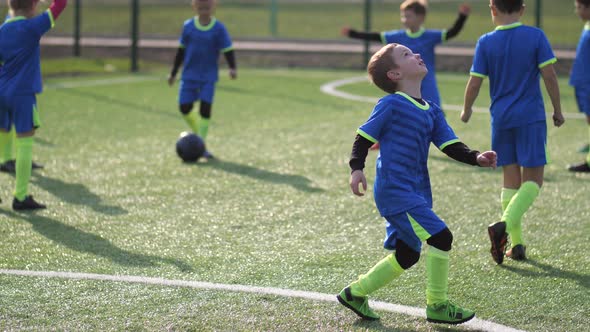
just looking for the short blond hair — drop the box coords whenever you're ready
[367,44,399,94]
[400,0,428,16]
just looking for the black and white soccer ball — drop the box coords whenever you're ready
[176,131,205,162]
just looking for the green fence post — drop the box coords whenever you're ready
[130,0,139,72]
[73,0,81,57]
[535,0,542,28]
[270,0,278,37]
[363,0,372,66]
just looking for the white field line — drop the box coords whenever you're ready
[0,269,524,332]
[320,76,586,120]
[45,76,161,90]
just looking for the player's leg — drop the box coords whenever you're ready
[178,81,200,134]
[503,121,547,259]
[12,97,45,210]
[487,128,517,264]
[425,231,474,324]
[337,213,422,320]
[0,127,12,171]
[573,86,590,154]
[198,82,216,158]
[569,113,590,172]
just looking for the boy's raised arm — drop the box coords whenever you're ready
[445,4,470,40]
[341,27,382,42]
[49,0,68,20]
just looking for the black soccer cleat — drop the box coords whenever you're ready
[0,160,44,174]
[12,195,47,211]
[567,162,590,173]
[487,221,508,265]
[202,150,215,159]
[506,244,527,261]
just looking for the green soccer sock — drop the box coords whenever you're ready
[501,181,540,246]
[14,137,33,201]
[182,112,200,134]
[199,118,210,142]
[426,246,449,305]
[350,254,404,297]
[501,188,518,212]
[0,129,13,163]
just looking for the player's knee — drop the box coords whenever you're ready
[427,228,453,251]
[200,102,212,119]
[395,240,420,269]
[179,103,193,115]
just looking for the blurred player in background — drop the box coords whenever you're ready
[462,0,564,263]
[342,0,471,110]
[0,10,44,174]
[338,43,496,324]
[0,0,67,210]
[168,0,236,160]
[568,0,590,172]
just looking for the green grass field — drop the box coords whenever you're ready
[0,61,588,331]
[0,0,583,47]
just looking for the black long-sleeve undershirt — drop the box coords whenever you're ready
[347,12,468,42]
[169,48,237,77]
[349,136,480,173]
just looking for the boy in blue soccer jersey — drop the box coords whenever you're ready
[168,0,236,160]
[342,0,471,109]
[568,0,590,172]
[0,0,67,210]
[462,0,565,264]
[337,43,497,324]
[0,11,43,174]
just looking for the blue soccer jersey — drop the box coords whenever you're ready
[470,23,556,130]
[0,11,54,96]
[179,17,233,83]
[381,28,445,107]
[357,92,459,217]
[570,22,590,87]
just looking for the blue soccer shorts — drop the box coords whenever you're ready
[492,120,548,167]
[383,206,448,253]
[574,85,590,116]
[178,80,216,105]
[0,95,41,133]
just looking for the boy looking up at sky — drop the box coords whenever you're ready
[168,0,236,160]
[337,43,497,324]
[0,0,67,210]
[462,0,564,264]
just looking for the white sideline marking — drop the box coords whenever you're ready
[320,76,586,119]
[45,76,161,90]
[0,269,524,332]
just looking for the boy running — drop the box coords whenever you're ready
[568,0,590,173]
[342,0,471,109]
[337,43,497,324]
[462,0,564,263]
[0,0,67,210]
[168,0,236,160]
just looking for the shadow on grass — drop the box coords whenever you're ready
[0,209,193,272]
[501,259,589,289]
[350,318,479,332]
[30,173,127,216]
[59,88,177,120]
[196,158,324,193]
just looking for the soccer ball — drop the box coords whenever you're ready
[176,131,205,162]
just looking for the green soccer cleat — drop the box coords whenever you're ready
[578,144,589,153]
[426,301,475,325]
[337,287,380,320]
